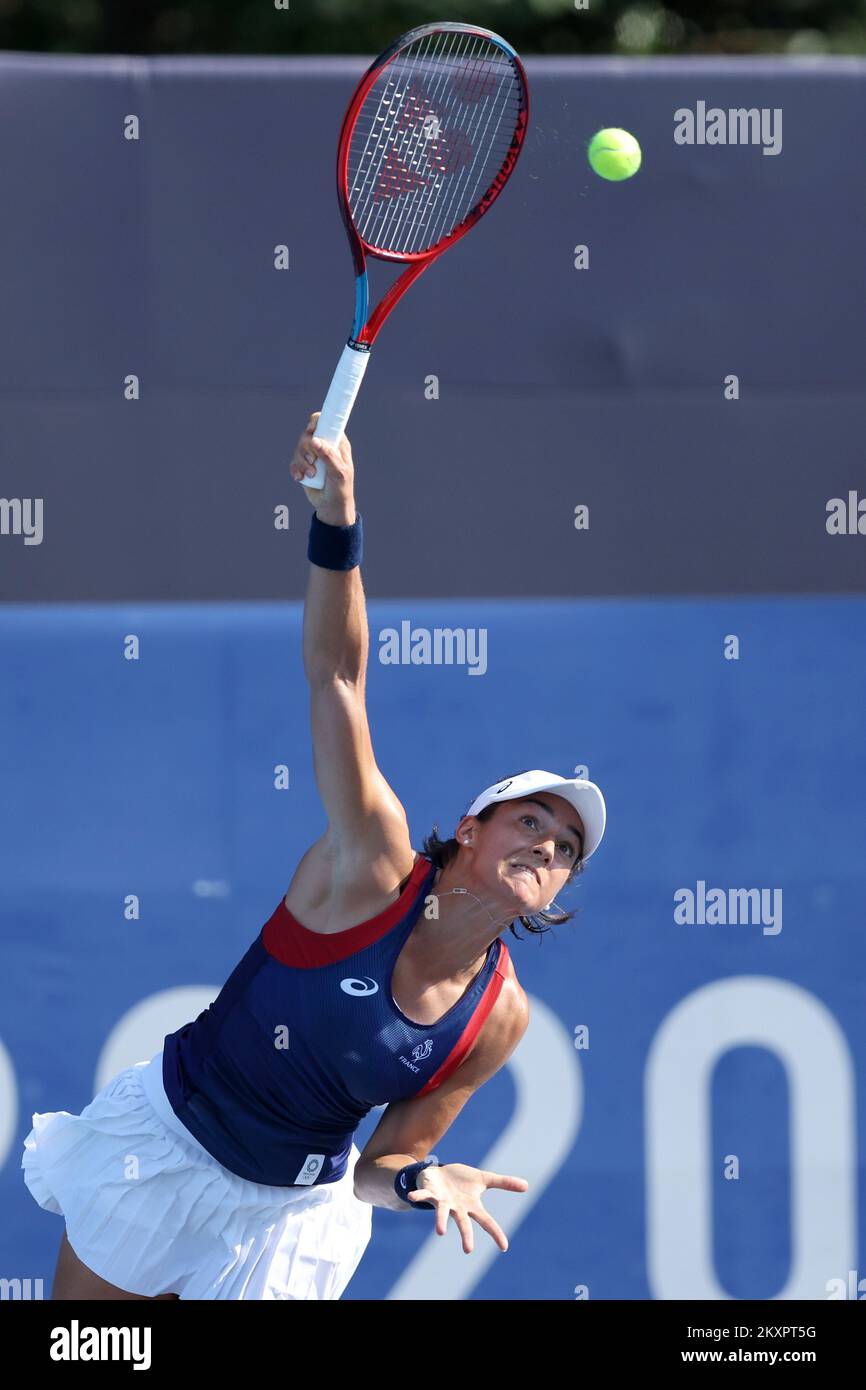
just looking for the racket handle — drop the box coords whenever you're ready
[303,343,371,490]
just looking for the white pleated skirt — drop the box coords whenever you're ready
[21,1052,373,1300]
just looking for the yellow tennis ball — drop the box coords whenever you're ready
[587,128,642,182]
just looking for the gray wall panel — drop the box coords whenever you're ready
[0,55,863,599]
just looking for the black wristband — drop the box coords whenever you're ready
[394,1155,440,1210]
[307,511,363,570]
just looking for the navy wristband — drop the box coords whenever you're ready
[395,1155,440,1210]
[308,511,363,570]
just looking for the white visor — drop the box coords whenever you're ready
[464,769,606,861]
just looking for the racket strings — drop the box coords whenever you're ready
[347,29,525,256]
[370,31,477,252]
[385,34,517,256]
[350,30,457,247]
[422,52,518,252]
[358,40,518,251]
[347,29,444,237]
[358,29,455,249]
[370,33,483,253]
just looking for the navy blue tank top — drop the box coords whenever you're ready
[161,852,512,1187]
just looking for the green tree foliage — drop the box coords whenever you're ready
[1,0,864,56]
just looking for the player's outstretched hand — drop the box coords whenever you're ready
[406,1162,529,1253]
[290,411,356,526]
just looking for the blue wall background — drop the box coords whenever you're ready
[2,597,864,1299]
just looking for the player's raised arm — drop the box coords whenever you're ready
[290,414,408,856]
[305,24,528,488]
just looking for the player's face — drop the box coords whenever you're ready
[464,794,584,911]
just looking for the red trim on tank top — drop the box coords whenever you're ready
[262,851,434,968]
[414,939,512,1096]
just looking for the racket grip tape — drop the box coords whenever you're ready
[303,343,371,490]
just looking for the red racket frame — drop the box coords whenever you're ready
[335,21,530,348]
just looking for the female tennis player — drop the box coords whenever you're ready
[21,413,606,1301]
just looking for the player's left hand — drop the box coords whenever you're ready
[407,1162,528,1253]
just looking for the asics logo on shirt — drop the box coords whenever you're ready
[340,976,380,996]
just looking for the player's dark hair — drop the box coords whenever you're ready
[421,770,585,940]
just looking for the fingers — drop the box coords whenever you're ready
[290,456,318,484]
[290,412,323,482]
[312,431,353,469]
[406,1191,448,1236]
[410,1197,509,1254]
[407,1192,450,1238]
[290,448,318,482]
[479,1172,529,1193]
[310,435,341,468]
[291,411,354,489]
[289,435,329,485]
[453,1210,474,1254]
[309,434,354,491]
[471,1209,509,1253]
[435,1199,450,1237]
[290,441,317,484]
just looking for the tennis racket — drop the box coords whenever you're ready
[302,20,530,489]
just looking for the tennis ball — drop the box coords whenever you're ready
[587,128,642,182]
